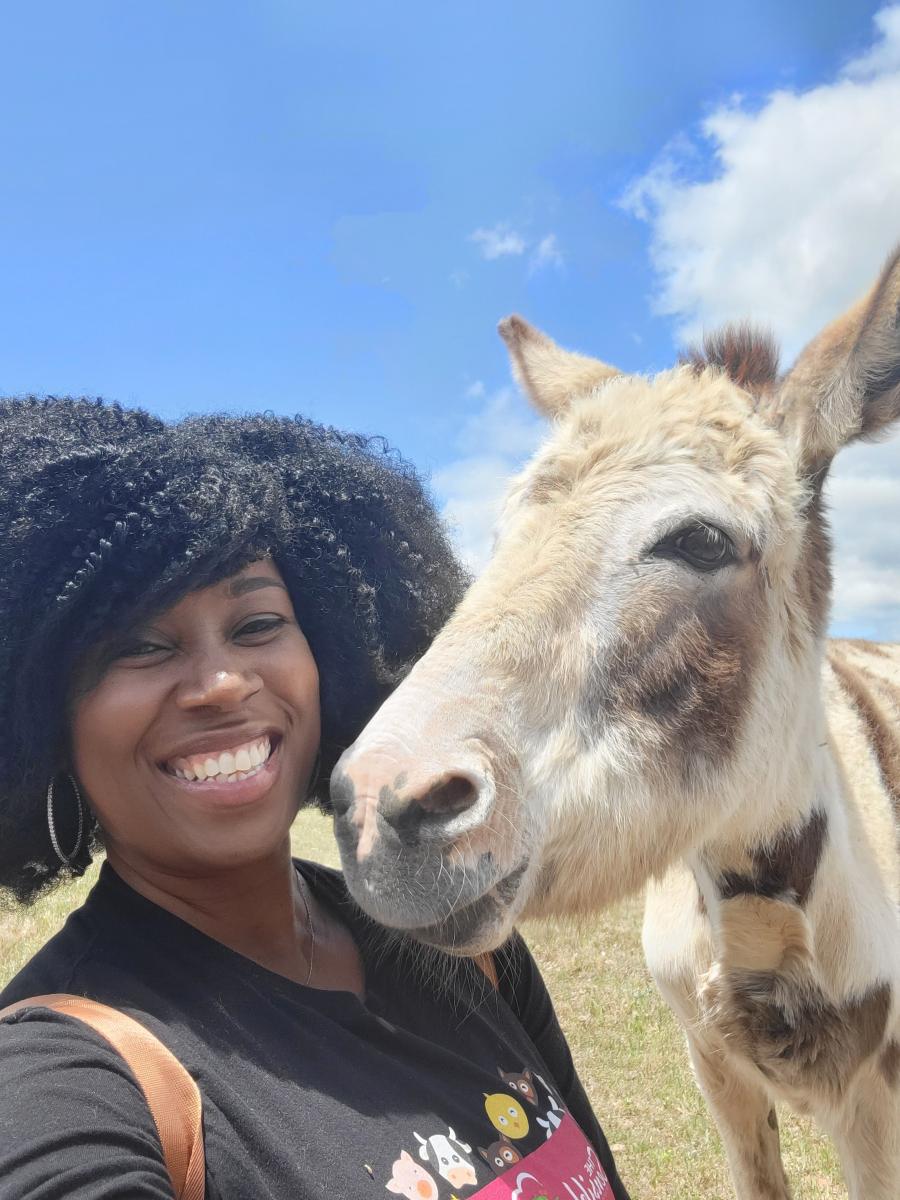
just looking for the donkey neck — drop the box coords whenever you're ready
[690,678,836,914]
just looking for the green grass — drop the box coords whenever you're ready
[2,809,845,1198]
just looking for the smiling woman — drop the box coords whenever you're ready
[0,397,629,1200]
[68,560,322,917]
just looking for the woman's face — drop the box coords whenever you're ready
[70,560,320,878]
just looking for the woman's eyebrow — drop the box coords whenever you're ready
[228,576,289,598]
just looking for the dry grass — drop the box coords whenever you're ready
[1,809,845,1198]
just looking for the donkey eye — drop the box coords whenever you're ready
[652,522,736,571]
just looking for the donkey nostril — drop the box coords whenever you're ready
[416,774,479,816]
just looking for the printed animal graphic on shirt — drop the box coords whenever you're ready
[498,1066,538,1107]
[484,1092,529,1139]
[385,1149,439,1199]
[414,1127,478,1189]
[535,1090,564,1140]
[477,1133,523,1176]
[496,1067,565,1141]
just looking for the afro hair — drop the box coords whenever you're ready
[0,397,468,903]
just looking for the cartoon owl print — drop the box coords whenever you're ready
[477,1133,523,1176]
[497,1067,538,1107]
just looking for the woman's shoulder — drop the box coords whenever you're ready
[0,998,175,1197]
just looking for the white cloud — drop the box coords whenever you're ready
[469,224,527,260]
[434,388,545,572]
[529,233,564,273]
[622,4,900,638]
[825,437,900,639]
[844,4,900,78]
[464,379,486,399]
[622,4,900,362]
[468,224,563,273]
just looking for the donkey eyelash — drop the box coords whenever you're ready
[645,520,739,571]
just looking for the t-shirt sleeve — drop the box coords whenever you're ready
[495,933,631,1200]
[0,1008,177,1199]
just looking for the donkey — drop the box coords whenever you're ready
[331,248,900,1199]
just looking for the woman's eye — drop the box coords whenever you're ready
[116,640,168,660]
[236,616,286,639]
[651,522,736,572]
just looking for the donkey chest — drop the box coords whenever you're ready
[700,951,895,1105]
[647,884,895,1104]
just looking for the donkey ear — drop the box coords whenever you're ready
[778,246,900,475]
[498,315,620,418]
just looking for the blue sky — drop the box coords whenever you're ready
[2,1,898,636]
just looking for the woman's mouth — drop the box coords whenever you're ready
[162,734,279,787]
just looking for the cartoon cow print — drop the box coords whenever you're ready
[498,1067,537,1107]
[477,1133,523,1176]
[414,1127,477,1189]
[484,1093,529,1139]
[536,1091,564,1140]
[385,1149,439,1199]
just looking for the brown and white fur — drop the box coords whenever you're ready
[331,249,900,1199]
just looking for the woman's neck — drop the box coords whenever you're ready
[105,840,362,994]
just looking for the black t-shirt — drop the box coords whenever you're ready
[0,862,629,1200]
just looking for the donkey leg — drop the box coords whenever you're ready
[685,1032,792,1200]
[829,1065,900,1200]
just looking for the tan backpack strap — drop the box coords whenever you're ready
[474,951,499,989]
[0,993,205,1200]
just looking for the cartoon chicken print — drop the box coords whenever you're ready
[498,1066,564,1141]
[385,1150,440,1199]
[484,1092,530,1139]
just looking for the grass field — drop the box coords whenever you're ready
[1,808,845,1198]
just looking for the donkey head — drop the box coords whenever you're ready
[331,248,900,954]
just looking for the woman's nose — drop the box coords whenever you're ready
[176,665,262,710]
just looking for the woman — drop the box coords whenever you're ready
[0,397,629,1199]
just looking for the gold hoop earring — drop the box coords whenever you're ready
[47,774,85,867]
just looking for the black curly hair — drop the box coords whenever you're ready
[0,396,468,904]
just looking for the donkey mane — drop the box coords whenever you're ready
[682,323,781,393]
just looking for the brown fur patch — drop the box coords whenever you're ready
[829,651,900,828]
[588,579,764,770]
[880,1039,900,1088]
[716,973,892,1097]
[683,324,780,393]
[792,488,833,644]
[718,810,828,906]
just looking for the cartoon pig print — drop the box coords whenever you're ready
[385,1150,439,1199]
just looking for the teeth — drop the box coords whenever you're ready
[168,736,272,783]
